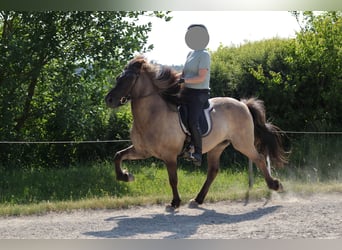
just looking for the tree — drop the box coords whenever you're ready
[210,39,297,129]
[210,11,342,132]
[0,11,171,168]
[290,11,342,130]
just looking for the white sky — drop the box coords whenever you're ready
[141,11,301,65]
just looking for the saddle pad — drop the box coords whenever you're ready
[178,100,213,137]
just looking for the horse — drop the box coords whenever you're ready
[105,56,287,210]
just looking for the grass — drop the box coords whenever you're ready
[1,130,341,216]
[1,154,342,216]
[0,161,269,216]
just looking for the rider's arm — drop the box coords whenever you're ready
[184,68,208,84]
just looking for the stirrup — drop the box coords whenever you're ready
[181,144,194,160]
[189,152,202,166]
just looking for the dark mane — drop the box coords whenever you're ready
[127,56,181,106]
[133,56,181,106]
[155,66,181,106]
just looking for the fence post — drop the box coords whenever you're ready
[248,159,254,188]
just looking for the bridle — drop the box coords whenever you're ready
[117,69,139,105]
[118,67,160,105]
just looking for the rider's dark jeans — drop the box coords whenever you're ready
[180,87,210,154]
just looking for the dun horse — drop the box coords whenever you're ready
[105,56,287,210]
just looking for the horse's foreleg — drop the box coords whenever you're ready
[191,142,229,207]
[165,159,181,210]
[114,145,148,182]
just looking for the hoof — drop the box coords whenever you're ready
[127,174,134,182]
[268,179,284,192]
[277,182,284,193]
[117,170,135,182]
[165,205,179,213]
[188,199,200,209]
[123,169,134,182]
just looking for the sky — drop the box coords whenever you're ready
[140,11,301,65]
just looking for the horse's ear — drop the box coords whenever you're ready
[131,59,144,71]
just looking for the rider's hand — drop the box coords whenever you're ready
[177,78,185,84]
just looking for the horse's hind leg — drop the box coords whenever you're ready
[233,141,282,191]
[191,141,229,206]
[254,152,282,191]
[114,145,149,182]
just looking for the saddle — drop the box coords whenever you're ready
[177,99,214,137]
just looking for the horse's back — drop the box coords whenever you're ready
[205,97,254,146]
[210,97,251,118]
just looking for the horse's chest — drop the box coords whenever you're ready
[130,125,154,148]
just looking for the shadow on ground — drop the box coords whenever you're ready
[84,205,281,239]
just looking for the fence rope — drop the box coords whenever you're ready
[282,131,342,135]
[0,140,131,144]
[0,131,341,144]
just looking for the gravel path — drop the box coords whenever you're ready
[0,192,341,239]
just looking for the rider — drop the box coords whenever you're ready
[178,24,211,166]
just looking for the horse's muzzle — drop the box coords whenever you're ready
[105,93,117,108]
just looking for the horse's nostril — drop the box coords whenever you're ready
[105,96,112,105]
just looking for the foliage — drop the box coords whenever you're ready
[290,11,342,130]
[0,11,171,168]
[210,11,342,132]
[1,11,341,172]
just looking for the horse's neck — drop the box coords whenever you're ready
[130,97,169,137]
[130,74,169,124]
[131,73,155,99]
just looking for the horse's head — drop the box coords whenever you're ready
[105,57,144,108]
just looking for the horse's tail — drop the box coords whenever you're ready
[242,97,288,167]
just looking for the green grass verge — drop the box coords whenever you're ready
[1,161,342,216]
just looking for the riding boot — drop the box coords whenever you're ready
[189,125,202,166]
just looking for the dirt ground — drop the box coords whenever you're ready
[0,192,341,239]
